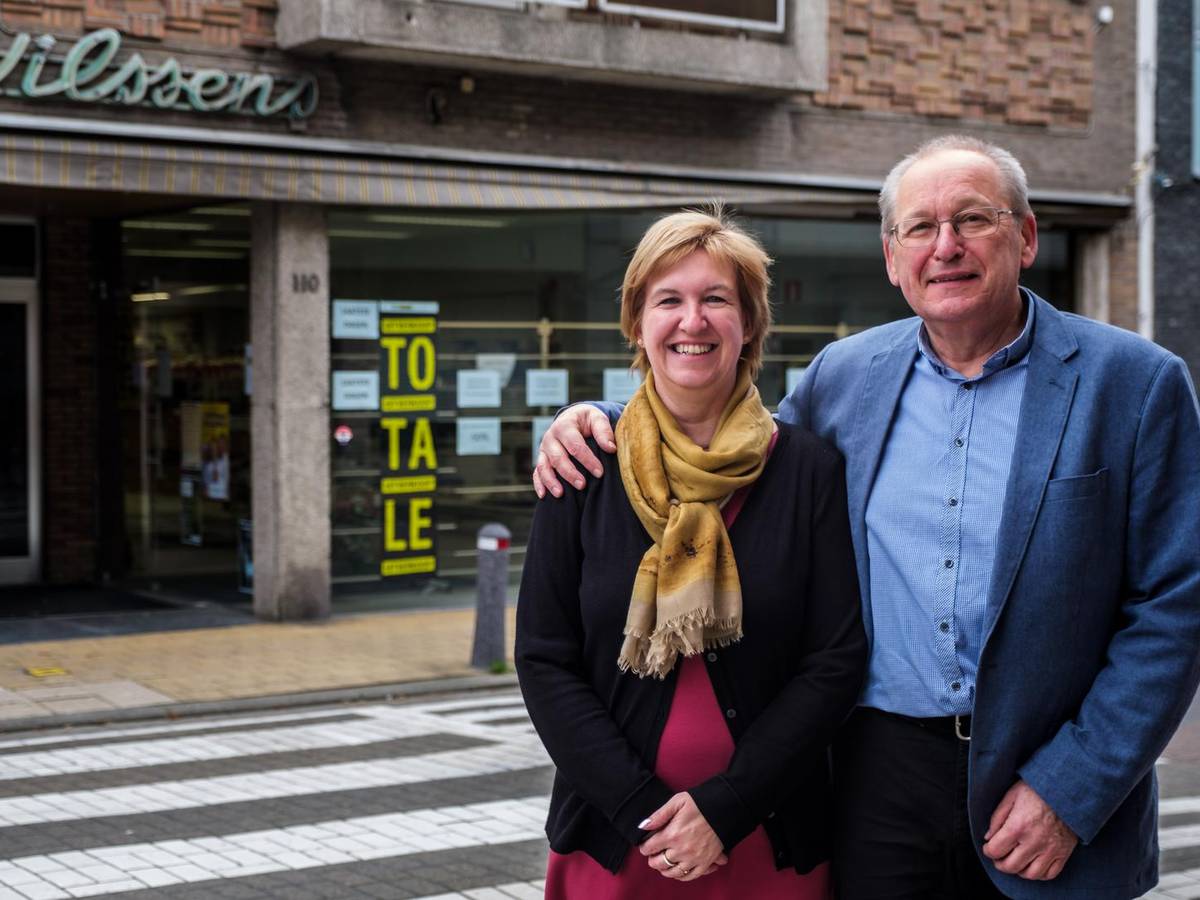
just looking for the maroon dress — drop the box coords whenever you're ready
[544,435,832,899]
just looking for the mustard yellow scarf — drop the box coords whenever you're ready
[615,366,775,679]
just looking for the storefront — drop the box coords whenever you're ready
[0,3,1138,620]
[324,206,1079,591]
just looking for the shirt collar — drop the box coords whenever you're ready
[916,290,1035,380]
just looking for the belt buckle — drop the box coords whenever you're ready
[954,714,971,742]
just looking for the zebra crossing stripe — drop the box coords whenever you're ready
[1145,868,1200,898]
[1160,796,1200,816]
[0,706,380,751]
[0,795,550,898]
[0,741,551,827]
[1159,822,1200,851]
[0,696,530,782]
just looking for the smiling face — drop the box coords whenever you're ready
[635,248,747,414]
[883,149,1037,334]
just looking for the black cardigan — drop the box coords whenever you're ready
[515,423,866,874]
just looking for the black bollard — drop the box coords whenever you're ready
[471,523,511,671]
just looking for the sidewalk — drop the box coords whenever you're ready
[0,604,518,731]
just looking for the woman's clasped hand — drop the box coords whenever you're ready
[638,793,729,881]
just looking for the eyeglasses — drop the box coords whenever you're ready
[889,207,1014,247]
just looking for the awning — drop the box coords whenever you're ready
[0,131,861,211]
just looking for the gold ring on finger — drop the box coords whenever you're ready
[661,850,678,868]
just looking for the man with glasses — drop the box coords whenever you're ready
[533,134,1200,898]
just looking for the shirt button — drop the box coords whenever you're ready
[962,383,974,391]
[944,559,954,569]
[951,681,961,691]
[725,708,737,719]
[767,811,776,819]
[948,498,958,506]
[939,622,950,632]
[706,652,718,662]
[954,438,964,447]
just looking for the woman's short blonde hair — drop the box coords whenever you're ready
[620,206,773,378]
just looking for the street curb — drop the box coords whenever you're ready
[0,672,521,736]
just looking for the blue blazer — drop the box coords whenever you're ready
[779,292,1200,898]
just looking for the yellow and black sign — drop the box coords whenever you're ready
[379,301,439,578]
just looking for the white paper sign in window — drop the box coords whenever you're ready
[476,353,518,387]
[457,417,502,456]
[457,369,502,408]
[526,369,569,407]
[332,300,380,340]
[603,368,643,405]
[332,370,380,410]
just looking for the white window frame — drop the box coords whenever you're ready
[597,0,784,33]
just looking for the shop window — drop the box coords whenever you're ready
[117,205,252,595]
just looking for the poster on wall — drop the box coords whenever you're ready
[377,301,440,579]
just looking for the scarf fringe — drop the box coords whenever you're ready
[619,611,745,680]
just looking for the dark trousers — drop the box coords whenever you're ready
[832,707,1010,900]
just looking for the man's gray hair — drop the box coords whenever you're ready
[878,135,1033,240]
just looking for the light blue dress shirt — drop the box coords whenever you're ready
[861,297,1035,717]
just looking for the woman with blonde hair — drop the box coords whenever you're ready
[516,207,865,897]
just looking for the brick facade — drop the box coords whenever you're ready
[319,2,1133,203]
[0,0,1133,199]
[814,0,1093,129]
[0,0,276,49]
[40,217,99,584]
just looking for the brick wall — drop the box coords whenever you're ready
[0,0,276,49]
[41,217,99,584]
[813,0,1093,129]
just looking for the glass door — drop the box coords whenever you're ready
[0,275,40,584]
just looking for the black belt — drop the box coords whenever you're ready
[869,708,972,741]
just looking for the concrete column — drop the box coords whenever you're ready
[250,203,331,621]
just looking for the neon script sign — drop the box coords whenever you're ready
[0,28,318,119]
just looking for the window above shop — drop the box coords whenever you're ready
[277,0,822,94]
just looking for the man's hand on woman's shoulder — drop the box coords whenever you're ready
[533,404,617,498]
